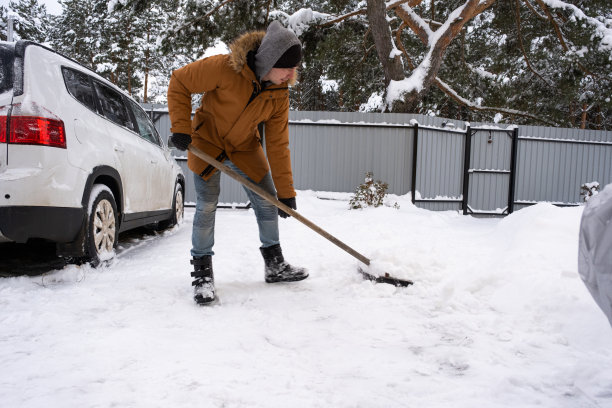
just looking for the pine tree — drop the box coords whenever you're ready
[7,0,50,42]
[0,6,8,41]
[50,0,104,67]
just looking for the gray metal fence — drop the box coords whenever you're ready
[143,105,612,215]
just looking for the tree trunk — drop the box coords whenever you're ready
[143,28,150,104]
[366,0,405,88]
[581,103,587,129]
[596,105,602,130]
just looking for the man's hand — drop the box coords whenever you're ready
[170,133,192,151]
[278,197,296,218]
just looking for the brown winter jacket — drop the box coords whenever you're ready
[167,31,297,199]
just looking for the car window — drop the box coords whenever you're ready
[128,100,161,146]
[0,43,15,95]
[62,67,97,113]
[93,81,134,130]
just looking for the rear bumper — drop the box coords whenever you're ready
[0,206,85,243]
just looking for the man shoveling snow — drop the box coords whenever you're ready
[167,21,308,305]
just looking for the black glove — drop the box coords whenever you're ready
[278,197,296,219]
[170,133,192,151]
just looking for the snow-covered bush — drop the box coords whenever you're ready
[349,172,391,209]
[581,181,600,202]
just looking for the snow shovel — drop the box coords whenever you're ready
[187,145,413,287]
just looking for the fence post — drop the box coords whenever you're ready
[508,126,519,214]
[411,123,419,204]
[462,126,472,215]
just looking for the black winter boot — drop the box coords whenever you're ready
[191,256,217,305]
[260,244,309,283]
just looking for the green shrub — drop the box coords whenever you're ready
[349,172,393,209]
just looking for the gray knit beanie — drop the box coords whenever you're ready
[255,21,302,80]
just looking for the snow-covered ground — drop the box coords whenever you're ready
[1,191,611,408]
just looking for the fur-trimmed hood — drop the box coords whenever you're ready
[228,31,265,74]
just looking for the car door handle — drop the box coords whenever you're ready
[150,159,158,164]
[114,145,125,152]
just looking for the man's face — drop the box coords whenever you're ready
[261,67,297,85]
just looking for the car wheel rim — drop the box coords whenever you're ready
[93,199,116,253]
[176,190,184,223]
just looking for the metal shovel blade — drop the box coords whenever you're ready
[358,267,413,287]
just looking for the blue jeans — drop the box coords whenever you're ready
[191,160,280,257]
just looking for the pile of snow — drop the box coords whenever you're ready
[1,191,611,407]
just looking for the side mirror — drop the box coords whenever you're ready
[167,136,176,149]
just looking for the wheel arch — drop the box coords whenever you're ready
[57,166,123,258]
[82,166,124,222]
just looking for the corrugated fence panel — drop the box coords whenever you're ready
[414,127,464,212]
[469,173,510,212]
[289,122,411,195]
[515,124,612,207]
[466,129,513,213]
[146,106,612,214]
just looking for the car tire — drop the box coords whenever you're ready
[85,187,118,267]
[160,183,184,229]
[171,183,185,226]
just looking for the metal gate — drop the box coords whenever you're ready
[462,127,519,215]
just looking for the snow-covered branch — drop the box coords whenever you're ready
[541,0,612,52]
[387,0,496,108]
[271,8,330,36]
[395,3,433,43]
[514,0,554,86]
[521,0,548,20]
[318,8,365,27]
[317,0,421,28]
[533,0,611,79]
[171,0,234,35]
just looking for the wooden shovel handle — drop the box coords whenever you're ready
[187,145,371,266]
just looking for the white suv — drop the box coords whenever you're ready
[0,40,184,265]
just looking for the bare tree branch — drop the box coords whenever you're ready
[434,77,557,125]
[319,0,421,28]
[360,45,376,64]
[319,9,366,27]
[514,0,553,86]
[386,0,424,10]
[395,21,415,70]
[265,0,272,24]
[521,0,548,20]
[534,0,569,51]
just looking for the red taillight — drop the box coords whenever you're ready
[9,116,66,149]
[0,116,6,143]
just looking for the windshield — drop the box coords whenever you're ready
[0,42,15,96]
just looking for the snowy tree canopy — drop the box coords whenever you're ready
[1,0,611,128]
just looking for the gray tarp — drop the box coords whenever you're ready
[578,183,612,327]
